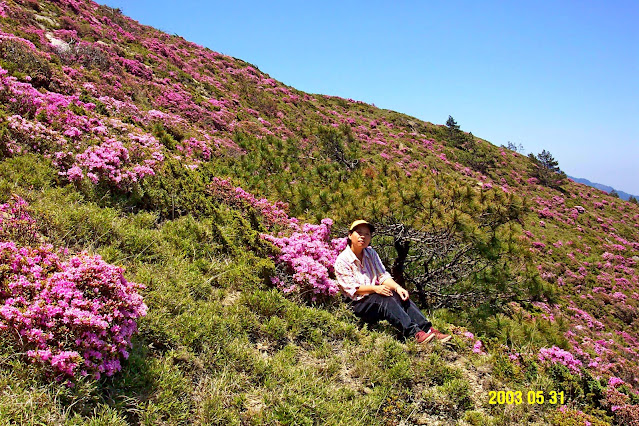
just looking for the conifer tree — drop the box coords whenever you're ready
[446,115,460,132]
[536,150,561,172]
[316,125,359,172]
[372,185,529,310]
[446,115,469,149]
[528,149,566,189]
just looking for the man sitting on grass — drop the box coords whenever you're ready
[334,220,451,344]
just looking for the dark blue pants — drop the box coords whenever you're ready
[351,292,432,339]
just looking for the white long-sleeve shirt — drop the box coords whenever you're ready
[334,246,391,301]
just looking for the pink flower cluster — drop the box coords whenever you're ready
[608,377,625,388]
[175,137,212,166]
[207,178,294,229]
[0,199,147,380]
[0,64,164,190]
[4,114,67,154]
[262,219,347,297]
[459,330,485,354]
[568,304,605,330]
[538,346,583,375]
[532,301,555,322]
[55,134,164,189]
[118,57,153,80]
[472,340,485,354]
[207,180,347,297]
[603,379,639,425]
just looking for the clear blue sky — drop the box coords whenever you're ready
[97,0,639,195]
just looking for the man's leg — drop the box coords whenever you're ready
[398,294,452,343]
[397,293,432,333]
[352,294,422,338]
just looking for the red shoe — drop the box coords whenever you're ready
[414,330,435,344]
[430,327,452,344]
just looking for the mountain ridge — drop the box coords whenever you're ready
[569,175,638,201]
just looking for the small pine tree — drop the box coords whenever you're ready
[373,187,528,310]
[446,115,460,132]
[609,189,620,198]
[629,196,638,205]
[316,125,359,171]
[446,115,470,149]
[528,149,566,189]
[537,150,561,172]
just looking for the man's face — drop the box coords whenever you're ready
[350,224,372,250]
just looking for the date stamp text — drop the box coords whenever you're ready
[488,390,565,405]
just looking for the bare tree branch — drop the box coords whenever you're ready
[371,194,525,310]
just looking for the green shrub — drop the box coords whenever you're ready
[422,377,473,419]
[0,154,56,198]
[413,353,464,386]
[463,410,498,426]
[546,363,583,401]
[0,39,53,90]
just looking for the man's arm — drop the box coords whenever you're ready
[381,277,409,301]
[368,247,410,300]
[354,285,392,297]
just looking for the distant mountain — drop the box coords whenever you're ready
[569,176,638,201]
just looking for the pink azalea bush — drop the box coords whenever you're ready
[55,134,164,189]
[262,219,347,297]
[472,340,485,354]
[0,64,164,190]
[0,195,39,245]
[208,177,295,229]
[208,179,347,297]
[538,346,583,375]
[0,198,147,379]
[602,377,639,425]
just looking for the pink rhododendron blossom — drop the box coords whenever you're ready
[608,377,625,388]
[472,340,485,354]
[208,178,292,229]
[538,346,582,375]
[262,219,347,297]
[207,180,347,297]
[0,199,146,380]
[57,135,163,189]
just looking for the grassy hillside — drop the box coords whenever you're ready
[0,0,638,424]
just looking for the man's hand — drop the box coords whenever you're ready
[381,278,410,301]
[373,285,393,296]
[396,286,409,301]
